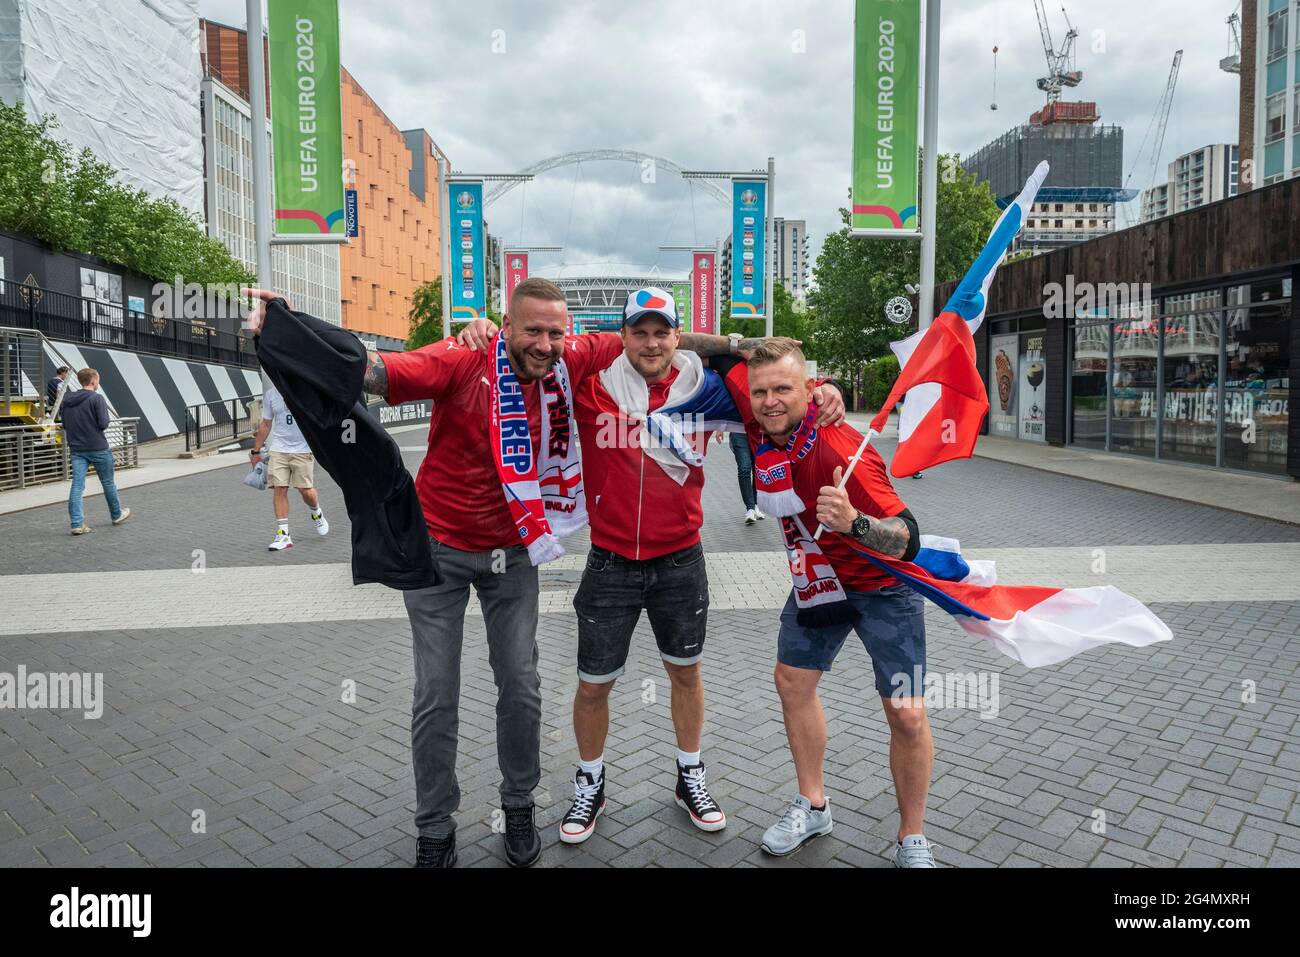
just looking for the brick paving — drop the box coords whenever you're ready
[0,435,1297,867]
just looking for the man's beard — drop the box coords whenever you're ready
[507,341,557,380]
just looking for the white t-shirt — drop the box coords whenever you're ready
[262,385,311,454]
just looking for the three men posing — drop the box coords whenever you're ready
[245,278,933,867]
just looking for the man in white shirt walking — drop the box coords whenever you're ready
[250,384,329,550]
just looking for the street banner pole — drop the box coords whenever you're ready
[246,0,273,289]
[917,0,941,329]
[765,156,775,337]
[439,156,451,339]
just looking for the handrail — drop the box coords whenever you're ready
[184,395,261,452]
[0,417,139,491]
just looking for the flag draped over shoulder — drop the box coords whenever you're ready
[871,160,1051,477]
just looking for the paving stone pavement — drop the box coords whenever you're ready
[0,433,1297,867]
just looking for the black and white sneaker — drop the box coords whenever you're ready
[559,768,606,844]
[503,804,541,867]
[675,762,726,832]
[415,833,456,868]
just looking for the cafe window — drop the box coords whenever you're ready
[1161,311,1220,466]
[1069,279,1289,477]
[1109,317,1159,457]
[1222,303,1290,475]
[1071,323,1108,449]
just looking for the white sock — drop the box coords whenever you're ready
[310,505,322,519]
[277,520,289,535]
[578,755,603,781]
[677,749,701,768]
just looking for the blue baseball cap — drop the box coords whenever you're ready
[622,287,679,328]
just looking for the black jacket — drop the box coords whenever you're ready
[46,375,64,405]
[60,389,110,453]
[256,299,438,590]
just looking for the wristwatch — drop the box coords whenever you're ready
[849,512,872,541]
[728,332,744,353]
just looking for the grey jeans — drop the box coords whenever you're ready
[403,537,541,839]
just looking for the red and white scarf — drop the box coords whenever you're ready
[754,403,857,625]
[487,332,585,565]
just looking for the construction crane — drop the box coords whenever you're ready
[1121,49,1184,225]
[1220,5,1242,74]
[1034,1,1083,104]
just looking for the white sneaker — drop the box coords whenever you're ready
[754,507,766,520]
[745,508,758,525]
[312,512,329,536]
[268,530,293,551]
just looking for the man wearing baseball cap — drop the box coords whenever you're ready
[451,288,845,844]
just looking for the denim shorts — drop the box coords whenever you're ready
[573,543,709,683]
[776,584,926,697]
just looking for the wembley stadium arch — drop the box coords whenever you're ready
[482,151,727,330]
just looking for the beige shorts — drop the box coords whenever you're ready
[267,452,315,488]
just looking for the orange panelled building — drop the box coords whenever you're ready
[340,69,447,345]
[200,20,446,348]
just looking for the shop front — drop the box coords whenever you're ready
[1064,277,1291,476]
[940,174,1300,484]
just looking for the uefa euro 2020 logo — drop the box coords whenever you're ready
[697,257,708,269]
[740,189,758,207]
[457,191,475,209]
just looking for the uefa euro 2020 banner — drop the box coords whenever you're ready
[269,0,346,236]
[730,180,766,318]
[450,181,486,320]
[851,0,921,236]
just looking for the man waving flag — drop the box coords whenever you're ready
[871,161,1051,477]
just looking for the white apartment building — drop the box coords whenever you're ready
[772,217,809,305]
[1141,145,1239,222]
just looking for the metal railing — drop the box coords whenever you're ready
[184,395,260,452]
[0,281,257,369]
[0,418,139,491]
[1,326,48,418]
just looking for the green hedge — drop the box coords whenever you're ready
[860,354,900,411]
[0,101,253,289]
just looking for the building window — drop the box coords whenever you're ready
[1266,8,1288,62]
[1266,92,1287,143]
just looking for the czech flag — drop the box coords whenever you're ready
[871,161,1051,477]
[861,534,1172,668]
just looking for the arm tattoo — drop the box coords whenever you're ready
[363,351,389,398]
[678,333,767,357]
[851,514,910,558]
[677,333,730,356]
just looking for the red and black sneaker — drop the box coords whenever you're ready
[559,768,606,844]
[675,762,726,832]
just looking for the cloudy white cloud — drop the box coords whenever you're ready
[199,0,1242,281]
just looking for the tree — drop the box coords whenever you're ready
[0,101,252,289]
[807,154,1001,376]
[406,277,443,350]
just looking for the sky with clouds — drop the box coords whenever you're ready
[198,0,1243,281]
